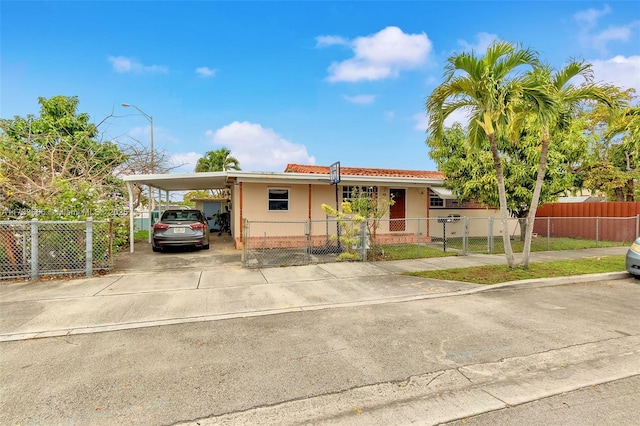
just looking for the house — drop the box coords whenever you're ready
[122,164,502,252]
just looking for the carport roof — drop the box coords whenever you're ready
[121,168,448,191]
[122,172,229,191]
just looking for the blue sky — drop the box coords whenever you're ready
[2,1,639,174]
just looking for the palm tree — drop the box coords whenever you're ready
[518,61,616,266]
[426,41,551,268]
[195,147,240,172]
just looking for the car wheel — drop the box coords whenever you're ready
[152,245,162,252]
[203,244,210,250]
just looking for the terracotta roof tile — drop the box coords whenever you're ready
[284,164,445,180]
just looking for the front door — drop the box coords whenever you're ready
[389,188,406,231]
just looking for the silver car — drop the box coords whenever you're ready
[152,209,210,252]
[625,237,640,277]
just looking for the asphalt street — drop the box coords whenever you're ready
[1,275,639,425]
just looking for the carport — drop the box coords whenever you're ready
[122,172,230,252]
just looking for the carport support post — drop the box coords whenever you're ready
[148,186,153,244]
[126,182,135,253]
[85,217,93,277]
[30,218,38,280]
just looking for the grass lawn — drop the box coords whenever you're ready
[438,236,628,254]
[369,245,459,260]
[134,230,148,242]
[367,237,628,261]
[406,256,627,285]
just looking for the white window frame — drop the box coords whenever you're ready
[268,188,289,212]
[342,185,376,201]
[429,188,445,208]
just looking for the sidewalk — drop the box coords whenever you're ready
[0,247,629,342]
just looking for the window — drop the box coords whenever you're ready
[342,186,376,201]
[429,189,444,208]
[268,188,289,211]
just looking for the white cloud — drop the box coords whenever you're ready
[315,35,349,47]
[195,67,217,77]
[457,32,499,54]
[384,111,395,121]
[206,121,315,172]
[591,55,640,93]
[169,152,202,173]
[108,56,168,74]
[443,109,471,128]
[323,26,432,82]
[573,5,638,54]
[574,4,612,29]
[414,108,471,132]
[413,112,428,131]
[342,94,376,104]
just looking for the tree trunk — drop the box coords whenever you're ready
[519,218,527,241]
[489,134,515,268]
[522,135,550,268]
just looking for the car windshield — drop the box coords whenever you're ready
[162,211,201,221]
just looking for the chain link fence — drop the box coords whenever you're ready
[243,216,638,268]
[242,218,347,268]
[0,219,114,280]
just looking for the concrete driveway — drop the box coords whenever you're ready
[114,234,241,273]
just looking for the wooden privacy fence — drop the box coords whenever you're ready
[534,202,640,242]
[536,202,640,218]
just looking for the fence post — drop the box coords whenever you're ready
[242,219,248,267]
[305,220,311,263]
[30,218,38,280]
[108,219,114,267]
[360,221,367,262]
[488,217,494,254]
[86,217,93,277]
[596,217,599,247]
[463,216,468,255]
[417,219,421,257]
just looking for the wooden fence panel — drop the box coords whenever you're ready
[536,202,640,218]
[534,202,640,242]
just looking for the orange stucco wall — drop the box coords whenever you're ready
[230,180,501,249]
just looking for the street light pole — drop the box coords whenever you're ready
[121,103,154,175]
[122,103,155,243]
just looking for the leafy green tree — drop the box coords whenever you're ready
[427,41,618,268]
[0,96,127,215]
[515,61,616,265]
[426,41,550,268]
[321,201,366,261]
[195,147,240,172]
[321,189,394,260]
[428,123,582,240]
[1,96,130,260]
[577,89,639,201]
